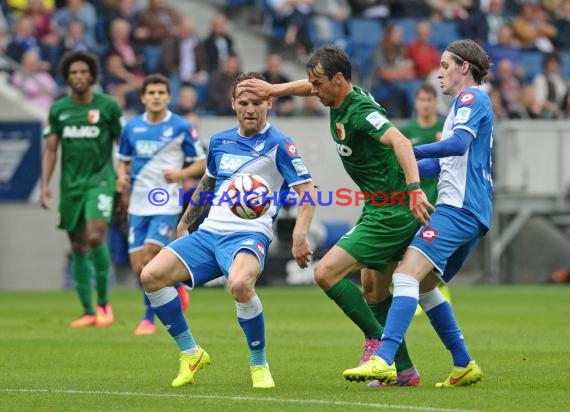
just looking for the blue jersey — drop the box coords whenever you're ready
[438,87,493,228]
[118,111,205,215]
[200,123,312,240]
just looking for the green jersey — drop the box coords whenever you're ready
[330,86,407,209]
[44,93,123,198]
[399,118,444,204]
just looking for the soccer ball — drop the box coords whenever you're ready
[227,173,272,219]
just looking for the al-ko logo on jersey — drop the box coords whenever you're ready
[147,187,426,208]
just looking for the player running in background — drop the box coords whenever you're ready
[140,72,317,388]
[116,74,206,336]
[399,83,452,318]
[41,51,123,328]
[238,46,433,385]
[343,39,492,388]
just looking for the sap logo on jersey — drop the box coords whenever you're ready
[219,154,252,174]
[135,140,163,157]
[365,111,388,130]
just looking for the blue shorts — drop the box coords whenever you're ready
[128,214,178,253]
[166,229,270,289]
[409,205,487,283]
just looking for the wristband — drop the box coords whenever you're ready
[407,182,421,191]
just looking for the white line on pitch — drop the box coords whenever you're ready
[0,388,477,412]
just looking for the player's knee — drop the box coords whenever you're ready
[227,276,253,301]
[86,232,105,248]
[314,262,333,289]
[140,264,165,292]
[70,242,89,255]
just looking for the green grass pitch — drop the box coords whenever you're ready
[1,285,569,411]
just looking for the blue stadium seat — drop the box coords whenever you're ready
[346,18,383,86]
[520,51,544,81]
[307,15,350,52]
[430,21,460,51]
[257,0,287,39]
[388,17,418,46]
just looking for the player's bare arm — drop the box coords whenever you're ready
[291,182,317,268]
[163,158,206,183]
[237,78,312,99]
[116,160,131,193]
[380,127,434,226]
[40,134,60,210]
[177,174,215,238]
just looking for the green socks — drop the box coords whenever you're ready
[325,278,383,339]
[71,253,94,315]
[368,296,415,372]
[89,244,111,306]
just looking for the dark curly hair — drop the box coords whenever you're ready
[59,51,100,85]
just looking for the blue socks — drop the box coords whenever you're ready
[146,287,196,352]
[420,288,471,367]
[236,295,267,366]
[377,273,419,365]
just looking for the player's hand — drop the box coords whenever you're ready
[116,174,130,193]
[292,235,313,269]
[409,189,435,226]
[163,169,182,183]
[40,186,51,210]
[236,78,273,100]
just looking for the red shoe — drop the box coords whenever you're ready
[177,286,190,312]
[134,319,157,336]
[70,314,97,328]
[95,303,114,327]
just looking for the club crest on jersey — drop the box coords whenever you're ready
[162,126,173,138]
[420,227,438,243]
[459,92,475,105]
[286,142,298,156]
[253,140,266,153]
[336,123,346,141]
[87,110,100,124]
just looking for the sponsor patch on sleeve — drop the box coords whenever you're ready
[291,158,308,176]
[365,111,388,130]
[459,92,475,105]
[454,107,471,123]
[286,142,298,156]
[191,127,199,141]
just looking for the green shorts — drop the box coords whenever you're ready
[58,187,114,232]
[336,206,419,272]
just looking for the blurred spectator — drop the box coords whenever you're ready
[374,23,416,83]
[513,82,543,118]
[458,0,488,44]
[312,0,350,22]
[24,0,60,72]
[486,24,523,78]
[426,0,471,20]
[489,86,510,119]
[102,52,143,112]
[389,0,429,17]
[11,49,58,109]
[7,0,55,16]
[52,0,98,50]
[172,85,201,127]
[106,0,141,35]
[59,19,96,54]
[0,8,7,53]
[6,16,42,63]
[554,0,570,50]
[485,0,510,44]
[158,17,208,106]
[511,1,557,51]
[261,53,296,116]
[203,14,236,75]
[298,95,325,116]
[136,0,180,73]
[346,0,390,19]
[532,52,568,118]
[107,17,143,74]
[492,58,523,116]
[406,20,440,79]
[204,55,240,115]
[267,0,313,55]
